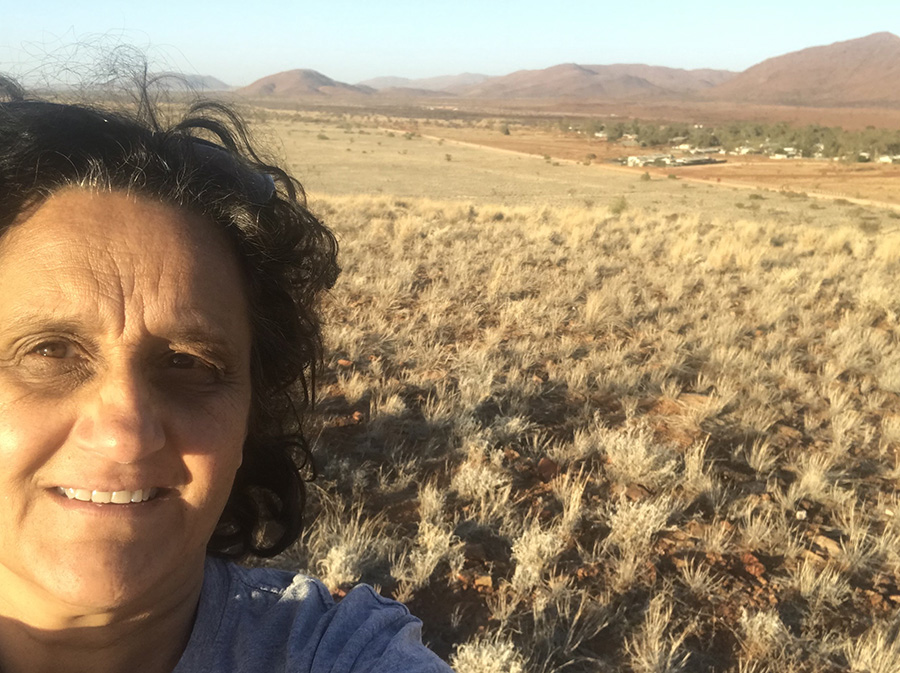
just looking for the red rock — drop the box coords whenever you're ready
[625,483,652,501]
[812,534,842,558]
[474,574,493,590]
[741,552,766,579]
[801,550,826,566]
[503,448,521,461]
[537,457,559,482]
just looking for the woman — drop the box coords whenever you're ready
[0,77,452,673]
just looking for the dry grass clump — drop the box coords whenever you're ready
[452,633,526,673]
[276,193,900,672]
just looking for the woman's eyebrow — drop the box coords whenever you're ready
[0,314,240,351]
[162,328,243,356]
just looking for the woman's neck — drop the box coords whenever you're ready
[0,561,204,673]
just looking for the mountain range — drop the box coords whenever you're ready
[226,32,900,108]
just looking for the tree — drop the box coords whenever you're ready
[607,122,626,142]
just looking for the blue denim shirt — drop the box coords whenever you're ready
[173,557,453,672]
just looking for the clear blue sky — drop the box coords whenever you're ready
[1,0,898,86]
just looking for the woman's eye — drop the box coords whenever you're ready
[16,338,90,390]
[30,341,75,358]
[163,352,222,383]
[167,352,199,369]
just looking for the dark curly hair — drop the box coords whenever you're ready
[0,75,339,559]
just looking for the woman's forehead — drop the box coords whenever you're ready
[5,188,210,251]
[0,189,251,345]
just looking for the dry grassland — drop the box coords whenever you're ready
[392,118,900,209]
[258,109,900,672]
[260,108,900,209]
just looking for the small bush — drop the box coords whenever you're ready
[859,218,881,233]
[640,172,651,182]
[445,154,452,162]
[610,196,629,215]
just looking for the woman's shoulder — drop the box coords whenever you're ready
[173,557,453,673]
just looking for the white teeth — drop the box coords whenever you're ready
[57,487,159,504]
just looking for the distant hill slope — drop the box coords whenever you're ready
[358,72,488,92]
[584,64,735,91]
[708,32,900,106]
[238,69,372,97]
[458,63,735,99]
[372,86,449,98]
[154,73,232,91]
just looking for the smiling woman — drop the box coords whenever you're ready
[0,189,253,618]
[0,77,452,673]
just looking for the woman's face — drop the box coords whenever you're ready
[0,189,252,615]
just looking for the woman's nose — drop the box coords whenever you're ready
[69,368,166,463]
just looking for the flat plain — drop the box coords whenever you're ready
[256,107,900,673]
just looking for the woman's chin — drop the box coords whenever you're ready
[23,541,204,615]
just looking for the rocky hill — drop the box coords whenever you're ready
[238,69,372,97]
[708,32,900,106]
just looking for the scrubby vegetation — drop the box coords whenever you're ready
[274,194,900,672]
[563,117,900,159]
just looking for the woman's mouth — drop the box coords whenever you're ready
[55,487,160,504]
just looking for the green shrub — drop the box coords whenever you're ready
[610,196,628,215]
